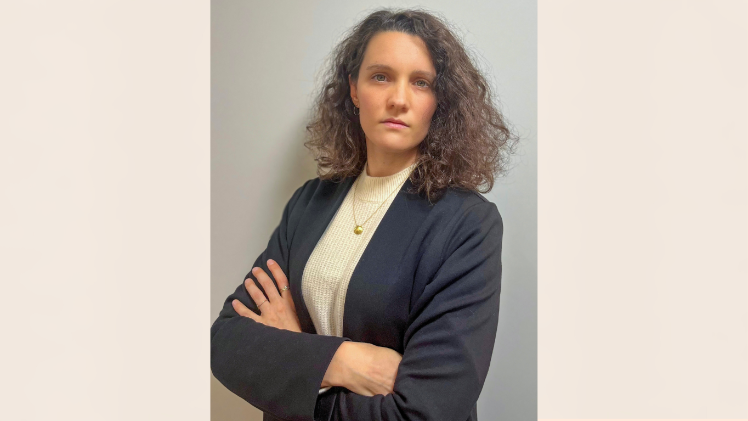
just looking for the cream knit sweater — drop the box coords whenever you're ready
[302,160,417,394]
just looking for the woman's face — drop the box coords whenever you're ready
[349,31,438,160]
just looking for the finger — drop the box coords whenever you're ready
[266,259,291,298]
[232,299,260,321]
[287,291,297,313]
[251,266,282,303]
[244,277,270,311]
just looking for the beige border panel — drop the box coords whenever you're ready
[0,1,210,420]
[539,0,747,419]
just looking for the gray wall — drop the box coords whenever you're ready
[211,1,536,419]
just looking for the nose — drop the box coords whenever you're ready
[387,80,409,111]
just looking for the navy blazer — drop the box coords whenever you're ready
[211,174,503,421]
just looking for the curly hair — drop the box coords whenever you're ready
[304,7,519,204]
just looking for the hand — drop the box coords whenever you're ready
[232,259,302,333]
[328,342,403,397]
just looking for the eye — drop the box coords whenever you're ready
[372,74,430,88]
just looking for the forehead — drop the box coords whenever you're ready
[361,31,435,73]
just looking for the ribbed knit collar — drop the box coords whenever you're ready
[353,160,417,203]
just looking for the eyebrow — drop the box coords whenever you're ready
[364,63,435,80]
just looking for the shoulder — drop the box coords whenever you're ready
[432,187,502,231]
[419,187,503,262]
[283,175,353,215]
[284,176,340,205]
[299,175,355,196]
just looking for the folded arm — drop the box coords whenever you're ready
[210,180,351,421]
[321,201,504,421]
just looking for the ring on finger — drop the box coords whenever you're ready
[258,299,268,308]
[280,285,289,292]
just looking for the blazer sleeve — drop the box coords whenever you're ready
[324,201,503,421]
[211,180,351,421]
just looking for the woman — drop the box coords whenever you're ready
[211,8,518,421]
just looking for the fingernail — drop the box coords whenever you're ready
[267,259,275,266]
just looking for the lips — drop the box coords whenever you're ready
[382,118,408,127]
[382,121,408,129]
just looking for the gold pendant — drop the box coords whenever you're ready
[353,225,363,235]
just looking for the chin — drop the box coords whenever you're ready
[370,138,413,151]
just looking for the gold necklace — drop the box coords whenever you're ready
[352,168,403,235]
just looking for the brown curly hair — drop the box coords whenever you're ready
[304,7,519,204]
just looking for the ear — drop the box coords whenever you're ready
[348,74,358,107]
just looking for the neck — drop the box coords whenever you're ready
[365,148,418,177]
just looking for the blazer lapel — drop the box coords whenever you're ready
[342,178,432,348]
[288,176,355,334]
[288,175,433,343]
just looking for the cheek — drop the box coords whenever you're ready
[358,88,378,109]
[419,93,437,114]
[358,96,378,123]
[418,101,437,129]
